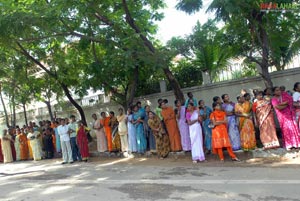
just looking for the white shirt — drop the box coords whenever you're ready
[293,92,300,102]
[57,125,70,141]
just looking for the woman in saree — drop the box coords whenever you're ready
[102,112,113,152]
[235,95,256,151]
[132,105,147,154]
[210,102,240,162]
[109,111,121,152]
[272,86,300,150]
[27,128,42,161]
[199,100,213,154]
[148,111,170,159]
[186,103,205,163]
[77,121,89,162]
[92,113,107,153]
[175,100,191,152]
[117,108,129,153]
[127,107,137,153]
[53,121,61,153]
[1,129,13,163]
[293,82,300,129]
[19,128,29,160]
[144,105,156,152]
[15,128,21,161]
[221,94,241,151]
[252,91,280,149]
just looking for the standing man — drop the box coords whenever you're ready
[57,119,73,164]
[184,92,198,108]
[68,115,82,162]
[161,100,182,152]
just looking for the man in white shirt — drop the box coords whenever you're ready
[68,115,82,162]
[57,118,73,164]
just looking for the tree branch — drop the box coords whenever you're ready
[121,0,155,53]
[18,32,71,42]
[94,12,114,26]
[16,42,57,79]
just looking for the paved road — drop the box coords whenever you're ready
[0,156,300,201]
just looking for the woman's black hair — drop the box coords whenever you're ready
[163,99,168,104]
[213,96,220,102]
[148,111,155,116]
[244,93,250,98]
[188,102,194,107]
[221,94,227,100]
[293,82,300,91]
[100,112,105,116]
[109,111,114,116]
[272,86,280,92]
[198,100,204,105]
[256,91,264,97]
[174,99,179,105]
[212,102,220,109]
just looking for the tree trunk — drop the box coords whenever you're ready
[163,68,185,103]
[121,1,184,103]
[11,94,16,127]
[0,86,10,128]
[44,100,54,120]
[126,65,139,110]
[23,102,28,126]
[257,15,273,89]
[61,84,87,126]
[202,71,212,84]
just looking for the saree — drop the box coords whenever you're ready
[162,107,182,152]
[1,135,13,163]
[117,114,129,152]
[127,114,137,152]
[177,106,191,151]
[144,114,156,152]
[54,127,61,153]
[19,133,29,160]
[186,111,205,161]
[210,111,232,154]
[0,139,3,162]
[133,111,147,153]
[235,101,256,151]
[95,119,108,152]
[14,134,21,161]
[103,117,113,152]
[27,132,42,161]
[200,106,213,151]
[77,126,89,160]
[293,91,300,129]
[222,103,241,150]
[110,117,121,151]
[253,100,280,149]
[272,93,300,149]
[148,116,170,158]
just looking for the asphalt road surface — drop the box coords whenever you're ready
[0,155,300,201]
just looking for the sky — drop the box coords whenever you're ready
[156,0,214,44]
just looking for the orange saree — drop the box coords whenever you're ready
[103,117,113,152]
[235,101,256,151]
[162,107,182,152]
[19,134,29,160]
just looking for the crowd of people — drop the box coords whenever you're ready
[1,82,300,164]
[0,116,90,164]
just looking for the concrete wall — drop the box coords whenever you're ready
[1,68,300,131]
